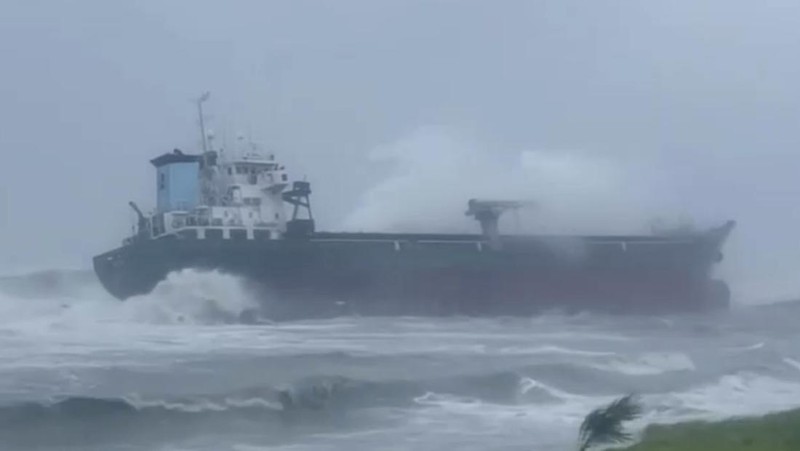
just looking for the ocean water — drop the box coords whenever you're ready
[1,269,799,451]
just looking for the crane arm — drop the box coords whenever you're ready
[128,201,150,236]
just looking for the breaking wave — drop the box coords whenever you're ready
[0,268,263,326]
[5,361,798,426]
[592,352,696,376]
[3,267,800,450]
[0,371,575,449]
[647,372,800,424]
[0,395,281,421]
[120,269,262,325]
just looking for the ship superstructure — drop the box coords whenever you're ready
[125,94,313,247]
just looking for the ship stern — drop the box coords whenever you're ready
[93,244,164,300]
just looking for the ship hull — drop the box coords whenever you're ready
[93,224,734,320]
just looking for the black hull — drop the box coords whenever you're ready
[93,222,735,320]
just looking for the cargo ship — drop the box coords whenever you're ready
[93,94,736,320]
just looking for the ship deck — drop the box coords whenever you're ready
[310,231,701,244]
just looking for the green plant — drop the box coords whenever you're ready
[578,394,643,451]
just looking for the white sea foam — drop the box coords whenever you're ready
[593,352,696,376]
[783,357,800,372]
[727,341,766,352]
[499,345,617,357]
[517,377,576,402]
[405,372,800,451]
[119,269,259,325]
[128,395,283,412]
[413,392,481,407]
[651,372,800,424]
[0,268,257,328]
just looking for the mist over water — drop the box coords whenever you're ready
[1,270,800,450]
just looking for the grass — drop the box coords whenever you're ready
[612,408,800,451]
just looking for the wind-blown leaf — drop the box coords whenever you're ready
[578,394,642,451]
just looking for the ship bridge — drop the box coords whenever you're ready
[123,94,305,245]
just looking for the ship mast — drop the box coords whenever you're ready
[195,91,214,206]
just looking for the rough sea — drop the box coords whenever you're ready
[1,269,799,451]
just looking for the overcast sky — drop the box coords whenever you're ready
[1,0,799,302]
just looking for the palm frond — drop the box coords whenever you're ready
[578,394,642,451]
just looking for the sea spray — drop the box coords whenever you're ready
[340,127,678,236]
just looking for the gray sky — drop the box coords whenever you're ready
[1,0,799,302]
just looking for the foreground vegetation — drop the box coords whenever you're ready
[613,408,800,451]
[577,395,800,451]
